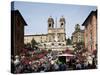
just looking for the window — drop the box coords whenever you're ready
[61,23,63,27]
[52,43,54,45]
[59,43,61,45]
[61,23,63,25]
[49,36,52,42]
[49,24,51,27]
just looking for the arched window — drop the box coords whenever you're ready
[61,23,63,27]
[52,43,54,45]
[59,43,61,45]
[49,23,51,27]
[61,23,63,25]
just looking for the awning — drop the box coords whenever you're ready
[57,53,75,57]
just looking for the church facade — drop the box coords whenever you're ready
[24,16,67,51]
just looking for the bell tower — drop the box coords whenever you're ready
[48,16,54,29]
[75,24,80,31]
[59,16,66,45]
[47,16,54,43]
[59,16,66,28]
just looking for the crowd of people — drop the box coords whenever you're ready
[11,48,97,74]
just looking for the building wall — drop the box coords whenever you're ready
[15,15,24,55]
[92,15,97,51]
[83,11,97,53]
[24,35,47,44]
[11,10,27,56]
[24,32,66,51]
[72,32,84,43]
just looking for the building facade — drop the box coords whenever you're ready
[24,16,67,51]
[11,10,27,56]
[82,10,97,53]
[71,24,84,46]
[24,34,47,48]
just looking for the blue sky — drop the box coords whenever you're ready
[13,1,97,38]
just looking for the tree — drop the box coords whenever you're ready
[67,38,72,45]
[74,41,84,53]
[76,41,84,48]
[31,38,38,48]
[25,43,31,48]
